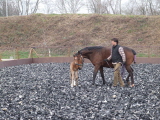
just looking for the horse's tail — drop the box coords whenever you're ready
[131,49,136,64]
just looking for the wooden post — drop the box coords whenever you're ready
[28,48,39,58]
[0,53,2,61]
[68,48,71,57]
[16,48,20,59]
[48,49,51,57]
[28,48,32,58]
[32,49,39,58]
[148,46,150,58]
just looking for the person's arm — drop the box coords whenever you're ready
[119,47,126,63]
[107,48,112,60]
[107,55,111,60]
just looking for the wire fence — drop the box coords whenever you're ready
[0,45,160,60]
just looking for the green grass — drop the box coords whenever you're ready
[1,51,15,59]
[137,53,160,57]
[137,53,148,57]
[127,29,135,33]
[137,38,143,41]
[0,50,69,59]
[1,51,39,59]
[1,51,160,59]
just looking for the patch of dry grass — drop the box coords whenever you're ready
[0,14,160,52]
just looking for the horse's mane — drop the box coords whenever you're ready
[79,46,104,52]
[75,46,104,57]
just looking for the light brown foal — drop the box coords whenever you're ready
[70,55,83,87]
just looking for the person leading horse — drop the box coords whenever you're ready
[74,38,136,87]
[105,38,126,87]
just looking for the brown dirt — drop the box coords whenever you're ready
[0,14,160,49]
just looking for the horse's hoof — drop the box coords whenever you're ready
[131,84,135,87]
[126,82,131,87]
[127,82,131,85]
[92,84,97,87]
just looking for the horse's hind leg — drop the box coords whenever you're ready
[100,67,105,85]
[130,66,134,87]
[126,65,134,87]
[126,74,130,86]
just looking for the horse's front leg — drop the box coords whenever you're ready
[99,67,105,85]
[93,65,100,85]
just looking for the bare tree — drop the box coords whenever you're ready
[123,0,160,15]
[0,0,19,16]
[67,0,84,13]
[147,0,160,15]
[108,0,122,14]
[15,0,41,15]
[8,0,19,16]
[55,0,84,14]
[122,0,136,15]
[0,0,6,16]
[55,0,67,14]
[86,0,122,14]
[86,0,102,14]
[31,0,40,14]
[41,0,55,14]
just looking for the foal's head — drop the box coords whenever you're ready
[73,54,84,70]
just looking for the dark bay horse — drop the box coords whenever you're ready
[74,46,136,87]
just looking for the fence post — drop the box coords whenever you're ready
[0,53,2,61]
[68,48,71,57]
[48,48,51,57]
[148,46,150,58]
[16,48,20,59]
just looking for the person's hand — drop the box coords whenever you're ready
[104,59,109,62]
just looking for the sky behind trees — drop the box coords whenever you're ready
[1,0,160,16]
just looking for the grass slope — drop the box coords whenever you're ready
[0,14,160,58]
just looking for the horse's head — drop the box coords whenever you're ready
[73,52,84,70]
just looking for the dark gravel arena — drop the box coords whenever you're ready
[0,63,160,120]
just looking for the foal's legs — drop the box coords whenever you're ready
[71,71,75,87]
[75,71,78,86]
[99,67,106,85]
[70,70,72,84]
[93,65,100,85]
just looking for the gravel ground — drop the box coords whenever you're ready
[0,63,160,120]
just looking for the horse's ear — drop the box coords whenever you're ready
[78,51,81,54]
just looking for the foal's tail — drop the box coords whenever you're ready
[131,49,136,64]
